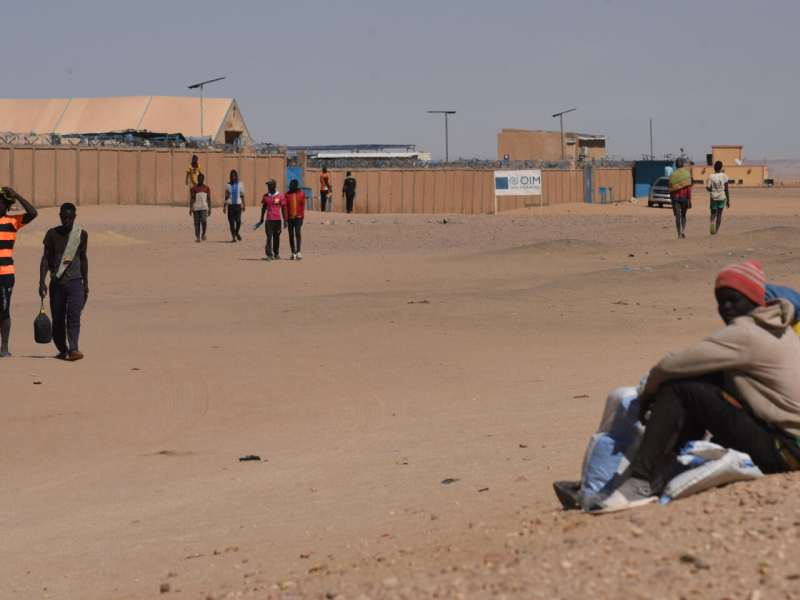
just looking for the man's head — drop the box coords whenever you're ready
[59,203,77,230]
[197,173,205,186]
[191,155,198,167]
[715,260,766,324]
[289,179,299,192]
[675,158,684,169]
[714,160,723,173]
[266,179,277,194]
[0,193,12,217]
[346,171,352,177]
[229,169,238,183]
[322,167,328,174]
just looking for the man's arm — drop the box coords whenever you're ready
[207,188,211,214]
[725,181,730,206]
[241,189,246,211]
[80,232,89,299]
[641,326,752,401]
[259,200,266,224]
[39,232,51,298]
[3,187,38,224]
[189,187,195,214]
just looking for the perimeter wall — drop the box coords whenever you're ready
[304,167,633,214]
[0,146,633,212]
[0,146,285,208]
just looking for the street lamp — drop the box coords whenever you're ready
[551,107,577,161]
[188,76,226,140]
[427,110,456,162]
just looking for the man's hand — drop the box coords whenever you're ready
[83,286,89,305]
[38,282,47,299]
[2,186,18,198]
[242,204,246,212]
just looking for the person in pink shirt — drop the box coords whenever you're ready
[258,179,287,260]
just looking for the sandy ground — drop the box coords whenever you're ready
[3,187,800,599]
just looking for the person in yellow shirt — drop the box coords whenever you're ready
[185,155,203,187]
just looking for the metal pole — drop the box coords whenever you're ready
[200,85,204,138]
[444,113,449,163]
[560,114,565,161]
[649,117,654,159]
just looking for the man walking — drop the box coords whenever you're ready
[342,171,357,214]
[39,203,89,361]
[185,155,203,188]
[224,169,245,242]
[706,161,730,235]
[668,158,692,239]
[0,187,38,357]
[319,167,332,212]
[285,179,306,259]
[189,173,212,242]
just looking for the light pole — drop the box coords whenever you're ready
[427,110,456,162]
[188,76,226,140]
[551,107,577,161]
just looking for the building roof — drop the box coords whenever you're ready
[0,96,249,141]
[711,145,743,149]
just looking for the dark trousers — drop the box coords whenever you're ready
[287,218,303,254]
[192,210,207,239]
[672,199,689,236]
[227,205,242,238]
[50,278,85,354]
[320,191,329,212]
[632,380,788,492]
[266,220,282,257]
[345,192,355,213]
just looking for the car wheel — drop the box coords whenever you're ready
[647,201,654,207]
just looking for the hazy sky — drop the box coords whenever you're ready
[3,1,798,161]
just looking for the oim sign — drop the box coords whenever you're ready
[494,169,542,196]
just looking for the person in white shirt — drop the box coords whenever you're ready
[706,161,729,235]
[224,170,246,242]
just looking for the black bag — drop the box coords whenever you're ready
[34,301,52,344]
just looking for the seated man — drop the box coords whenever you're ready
[603,260,800,511]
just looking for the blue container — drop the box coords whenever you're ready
[634,160,674,198]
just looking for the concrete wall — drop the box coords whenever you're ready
[497,129,608,162]
[0,146,285,207]
[692,164,768,187]
[711,146,743,166]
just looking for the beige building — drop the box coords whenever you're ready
[692,145,768,187]
[0,96,252,146]
[497,128,607,163]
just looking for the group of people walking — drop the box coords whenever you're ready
[0,188,89,361]
[668,158,730,239]
[186,156,358,257]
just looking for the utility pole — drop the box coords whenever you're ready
[552,107,577,161]
[188,76,226,140]
[649,117,654,160]
[427,110,456,162]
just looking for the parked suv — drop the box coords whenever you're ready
[647,177,671,208]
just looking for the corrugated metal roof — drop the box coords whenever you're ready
[0,96,249,141]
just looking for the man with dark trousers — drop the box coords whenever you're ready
[39,203,89,361]
[0,187,38,357]
[342,171,357,214]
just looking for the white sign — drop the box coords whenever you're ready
[494,169,542,196]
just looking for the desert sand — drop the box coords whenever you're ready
[4,187,800,599]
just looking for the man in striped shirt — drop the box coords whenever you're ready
[0,187,39,357]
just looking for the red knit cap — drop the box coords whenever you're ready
[715,260,766,306]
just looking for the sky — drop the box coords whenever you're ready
[2,0,798,161]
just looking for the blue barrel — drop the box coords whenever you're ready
[302,187,313,209]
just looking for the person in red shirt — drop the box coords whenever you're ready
[0,187,38,357]
[285,179,306,260]
[258,179,287,260]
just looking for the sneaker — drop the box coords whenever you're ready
[195,238,201,243]
[55,352,68,360]
[236,234,243,241]
[274,254,280,260]
[202,234,207,241]
[710,223,716,235]
[590,476,657,514]
[265,255,273,261]
[290,254,296,260]
[0,349,11,358]
[553,480,582,511]
[296,252,303,260]
[66,351,84,362]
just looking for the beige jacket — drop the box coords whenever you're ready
[641,299,800,437]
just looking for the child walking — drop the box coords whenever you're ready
[285,179,306,260]
[706,161,730,235]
